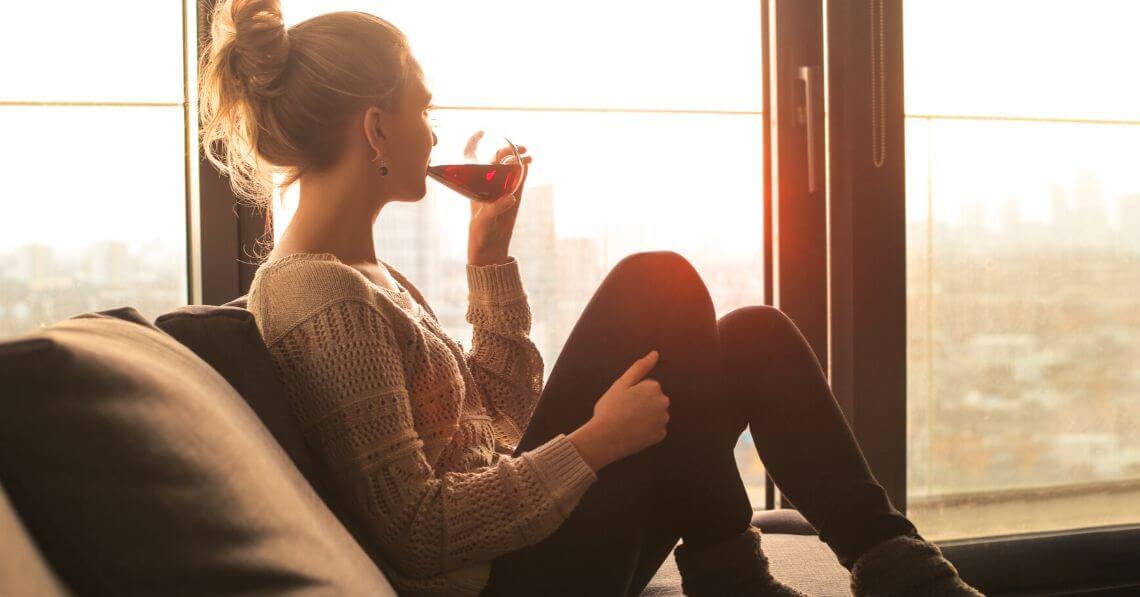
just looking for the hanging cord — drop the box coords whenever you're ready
[870,0,886,168]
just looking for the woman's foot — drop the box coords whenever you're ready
[673,526,808,596]
[850,535,984,596]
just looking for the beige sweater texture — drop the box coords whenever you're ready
[247,253,597,596]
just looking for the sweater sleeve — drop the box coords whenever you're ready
[464,257,545,449]
[265,295,594,581]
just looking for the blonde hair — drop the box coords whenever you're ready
[198,0,414,210]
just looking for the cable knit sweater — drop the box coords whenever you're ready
[247,252,597,596]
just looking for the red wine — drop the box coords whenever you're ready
[427,163,522,202]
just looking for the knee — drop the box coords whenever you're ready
[613,251,703,291]
[718,305,803,348]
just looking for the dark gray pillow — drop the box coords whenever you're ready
[0,307,395,596]
[751,508,818,535]
[153,300,332,507]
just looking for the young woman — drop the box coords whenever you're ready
[199,1,983,595]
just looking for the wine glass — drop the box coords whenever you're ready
[426,129,525,203]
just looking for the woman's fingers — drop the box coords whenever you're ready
[495,144,529,163]
[463,131,484,160]
[481,191,517,217]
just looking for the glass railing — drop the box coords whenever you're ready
[905,113,1140,540]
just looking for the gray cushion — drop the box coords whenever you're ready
[0,307,395,596]
[643,531,853,596]
[752,508,820,535]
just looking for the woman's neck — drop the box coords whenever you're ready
[273,171,387,266]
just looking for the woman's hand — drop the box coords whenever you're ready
[568,351,671,472]
[467,144,533,266]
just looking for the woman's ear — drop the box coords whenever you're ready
[363,105,388,155]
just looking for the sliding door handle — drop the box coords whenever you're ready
[798,65,821,194]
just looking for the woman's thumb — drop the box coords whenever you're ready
[616,350,658,388]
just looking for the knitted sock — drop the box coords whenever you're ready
[850,535,984,596]
[673,526,808,596]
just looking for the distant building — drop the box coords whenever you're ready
[13,243,55,282]
[87,240,130,288]
[512,184,560,358]
[1072,170,1109,246]
[375,198,442,301]
[1118,194,1140,253]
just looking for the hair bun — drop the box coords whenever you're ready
[230,0,290,98]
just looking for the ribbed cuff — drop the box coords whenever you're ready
[446,562,492,596]
[523,434,598,518]
[466,257,526,303]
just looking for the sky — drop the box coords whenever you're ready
[901,1,1140,228]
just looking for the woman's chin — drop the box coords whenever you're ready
[410,180,428,200]
[391,183,428,202]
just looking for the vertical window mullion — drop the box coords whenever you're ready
[192,0,270,306]
[826,0,908,510]
[768,0,829,509]
[183,0,202,306]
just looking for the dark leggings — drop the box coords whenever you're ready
[480,252,918,596]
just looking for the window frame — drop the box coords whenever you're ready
[823,0,907,511]
[764,0,831,511]
[821,0,1140,593]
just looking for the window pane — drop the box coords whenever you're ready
[281,1,762,111]
[0,2,184,103]
[273,109,770,504]
[905,37,1140,540]
[904,1,1140,121]
[0,106,188,337]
